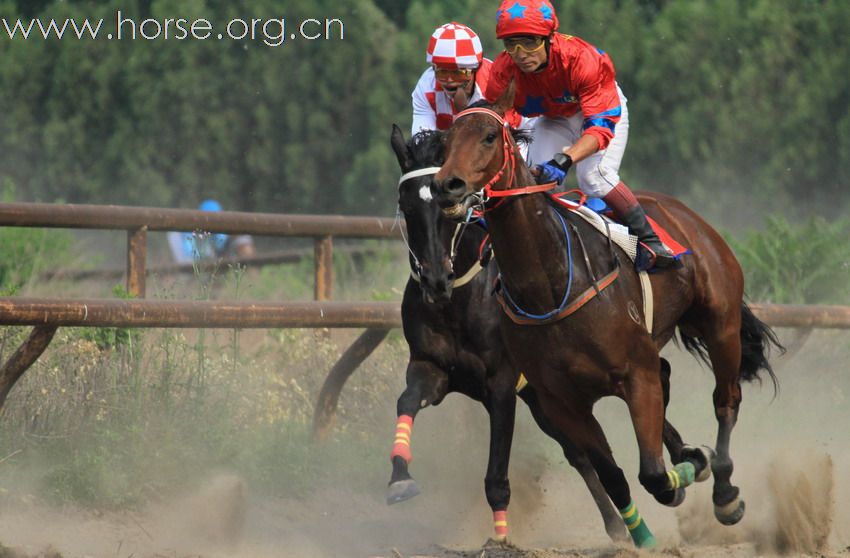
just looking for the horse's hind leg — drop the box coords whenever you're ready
[387,359,449,505]
[702,327,747,525]
[535,390,657,549]
[518,385,628,542]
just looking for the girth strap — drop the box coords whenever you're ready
[639,270,654,334]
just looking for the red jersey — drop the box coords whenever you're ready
[485,33,622,150]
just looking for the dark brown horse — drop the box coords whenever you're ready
[431,88,781,548]
[389,125,628,542]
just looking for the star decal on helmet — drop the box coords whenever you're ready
[506,2,528,19]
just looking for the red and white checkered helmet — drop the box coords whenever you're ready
[426,22,483,69]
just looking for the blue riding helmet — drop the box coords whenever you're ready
[199,199,223,212]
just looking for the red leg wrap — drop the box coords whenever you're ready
[493,509,508,539]
[390,414,413,463]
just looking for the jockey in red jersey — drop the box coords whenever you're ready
[412,22,528,139]
[485,0,676,271]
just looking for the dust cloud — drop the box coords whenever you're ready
[0,328,847,557]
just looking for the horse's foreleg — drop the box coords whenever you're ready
[387,359,449,505]
[626,360,695,508]
[535,389,656,549]
[518,386,627,542]
[660,358,713,483]
[483,374,517,542]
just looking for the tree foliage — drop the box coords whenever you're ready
[0,0,847,221]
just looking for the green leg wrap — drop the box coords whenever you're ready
[619,500,657,549]
[667,461,696,489]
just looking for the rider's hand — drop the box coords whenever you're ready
[534,162,566,184]
[533,153,573,185]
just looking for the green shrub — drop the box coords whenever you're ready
[0,182,75,291]
[0,227,74,291]
[729,215,850,304]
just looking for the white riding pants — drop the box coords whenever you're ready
[527,85,629,198]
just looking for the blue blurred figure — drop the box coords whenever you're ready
[167,199,255,264]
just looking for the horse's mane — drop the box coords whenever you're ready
[408,129,445,167]
[466,99,533,146]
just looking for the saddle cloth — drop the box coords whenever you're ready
[552,197,690,261]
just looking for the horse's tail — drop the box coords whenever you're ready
[678,302,782,393]
[739,302,782,392]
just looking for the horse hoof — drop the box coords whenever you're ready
[714,496,745,525]
[606,520,630,543]
[682,444,714,482]
[483,536,515,549]
[668,487,686,507]
[387,479,420,505]
[656,486,685,507]
[636,534,658,549]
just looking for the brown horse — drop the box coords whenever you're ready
[431,87,781,547]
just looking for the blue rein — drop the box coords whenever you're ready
[499,207,574,321]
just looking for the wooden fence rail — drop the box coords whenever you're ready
[0,201,400,299]
[1,202,849,439]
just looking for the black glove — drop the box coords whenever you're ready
[547,152,573,172]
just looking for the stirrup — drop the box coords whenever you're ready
[636,242,678,272]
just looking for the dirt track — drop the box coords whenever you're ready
[0,331,848,558]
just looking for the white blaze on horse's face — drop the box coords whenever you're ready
[419,185,433,202]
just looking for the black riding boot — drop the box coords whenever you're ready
[620,205,677,271]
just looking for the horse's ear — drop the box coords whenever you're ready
[390,124,413,171]
[493,79,516,116]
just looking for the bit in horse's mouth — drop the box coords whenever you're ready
[441,203,467,219]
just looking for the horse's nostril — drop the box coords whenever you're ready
[446,177,466,194]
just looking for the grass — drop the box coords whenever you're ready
[0,323,407,509]
[0,237,409,510]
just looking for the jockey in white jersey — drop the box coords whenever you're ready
[412,22,528,138]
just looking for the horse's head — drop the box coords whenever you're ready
[391,124,457,303]
[433,82,530,220]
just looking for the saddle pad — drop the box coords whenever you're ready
[553,197,638,260]
[552,197,690,261]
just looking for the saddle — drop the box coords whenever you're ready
[551,194,690,262]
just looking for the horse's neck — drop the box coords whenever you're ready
[488,186,571,312]
[440,219,485,276]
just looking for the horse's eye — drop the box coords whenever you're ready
[484,132,498,144]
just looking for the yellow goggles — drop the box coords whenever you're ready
[503,36,546,54]
[433,66,474,81]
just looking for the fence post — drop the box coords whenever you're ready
[314,235,333,301]
[126,226,147,298]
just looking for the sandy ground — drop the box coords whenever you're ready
[0,328,848,558]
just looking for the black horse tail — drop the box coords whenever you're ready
[679,302,783,394]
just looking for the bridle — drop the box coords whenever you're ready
[397,167,489,289]
[450,107,558,208]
